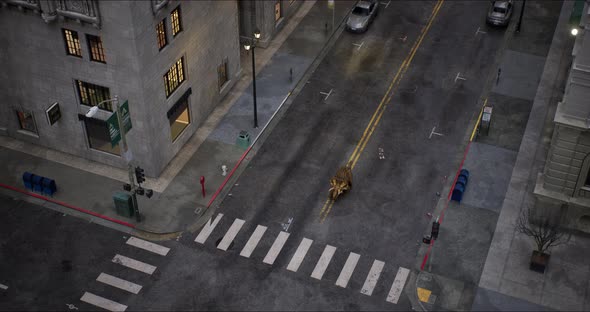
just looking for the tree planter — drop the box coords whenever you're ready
[529,250,550,273]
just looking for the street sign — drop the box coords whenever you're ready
[45,102,61,125]
[107,100,132,147]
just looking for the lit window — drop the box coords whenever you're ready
[16,110,38,134]
[156,19,167,50]
[218,58,228,90]
[76,80,112,111]
[167,96,190,141]
[87,34,106,63]
[163,57,185,97]
[63,29,82,57]
[84,117,120,155]
[171,6,183,36]
[275,1,282,22]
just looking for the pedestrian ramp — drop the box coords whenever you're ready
[195,213,411,305]
[77,237,171,311]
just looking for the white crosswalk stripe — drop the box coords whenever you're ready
[0,283,7,290]
[286,238,313,272]
[386,267,410,304]
[262,231,290,265]
[112,254,156,275]
[97,273,142,294]
[195,213,224,244]
[126,237,170,256]
[80,292,127,312]
[240,225,267,258]
[217,218,245,251]
[360,260,385,296]
[311,245,337,280]
[335,252,360,288]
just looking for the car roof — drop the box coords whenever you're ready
[494,1,511,9]
[356,1,372,9]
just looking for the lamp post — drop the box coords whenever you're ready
[244,28,261,128]
[516,0,526,33]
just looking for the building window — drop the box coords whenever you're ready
[167,96,190,141]
[163,57,185,97]
[156,19,167,50]
[16,110,38,134]
[171,6,182,36]
[275,1,282,22]
[63,29,82,57]
[87,34,106,63]
[76,80,112,111]
[84,118,120,155]
[218,58,228,90]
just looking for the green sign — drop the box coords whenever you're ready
[107,100,132,147]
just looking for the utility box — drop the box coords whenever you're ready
[113,192,134,218]
[480,106,493,136]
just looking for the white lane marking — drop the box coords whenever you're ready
[335,252,361,288]
[195,213,224,244]
[126,237,170,256]
[96,273,142,294]
[80,292,127,312]
[286,238,313,272]
[217,218,245,251]
[386,267,410,304]
[429,126,444,139]
[240,225,267,258]
[455,72,466,83]
[311,245,337,280]
[0,283,7,290]
[352,41,364,50]
[112,254,156,275]
[360,260,385,296]
[319,88,333,101]
[262,231,290,265]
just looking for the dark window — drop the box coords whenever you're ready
[84,117,120,155]
[171,6,183,36]
[218,59,228,90]
[585,167,590,186]
[87,34,106,63]
[156,19,167,50]
[163,57,185,97]
[76,80,112,111]
[63,29,82,57]
[16,110,38,134]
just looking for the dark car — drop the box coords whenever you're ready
[486,0,513,27]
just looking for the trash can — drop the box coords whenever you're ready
[113,192,134,218]
[23,172,35,190]
[32,175,44,193]
[42,178,57,197]
[236,131,251,150]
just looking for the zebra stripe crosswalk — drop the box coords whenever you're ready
[80,292,127,312]
[286,238,313,272]
[360,260,385,296]
[240,225,267,258]
[262,231,290,265]
[335,252,360,288]
[195,213,224,244]
[310,245,337,280]
[217,218,245,251]
[96,273,142,294]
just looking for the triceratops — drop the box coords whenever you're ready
[329,164,353,201]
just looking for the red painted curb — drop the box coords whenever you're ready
[0,182,136,228]
[207,146,253,208]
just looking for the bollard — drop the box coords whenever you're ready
[496,68,501,85]
[221,165,228,176]
[200,176,206,198]
[289,68,293,82]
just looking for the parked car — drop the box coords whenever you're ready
[486,0,513,27]
[346,0,379,33]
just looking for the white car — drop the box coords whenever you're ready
[346,0,379,33]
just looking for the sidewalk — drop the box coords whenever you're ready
[415,1,590,311]
[0,0,355,235]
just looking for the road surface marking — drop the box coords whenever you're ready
[352,41,364,50]
[126,237,170,256]
[96,273,142,294]
[429,126,444,139]
[319,88,333,101]
[0,283,7,290]
[240,225,267,258]
[335,252,361,288]
[417,287,432,303]
[386,267,410,304]
[360,260,385,296]
[112,254,156,275]
[311,245,337,280]
[80,292,127,312]
[217,218,245,251]
[286,238,313,272]
[380,0,391,8]
[454,72,466,83]
[475,26,487,35]
[195,213,224,244]
[262,231,290,265]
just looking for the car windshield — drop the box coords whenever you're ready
[352,6,370,16]
[493,6,507,14]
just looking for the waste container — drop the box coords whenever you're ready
[42,178,57,197]
[236,131,251,150]
[113,192,134,218]
[23,172,35,190]
[32,175,44,193]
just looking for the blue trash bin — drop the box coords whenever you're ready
[42,178,57,197]
[32,175,44,193]
[23,172,35,190]
[451,183,465,202]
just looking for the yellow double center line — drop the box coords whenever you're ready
[319,0,445,223]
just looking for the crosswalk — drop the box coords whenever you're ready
[79,236,170,311]
[195,213,411,305]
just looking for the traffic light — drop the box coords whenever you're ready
[431,221,440,240]
[145,189,153,198]
[136,187,145,196]
[123,183,131,191]
[135,166,145,184]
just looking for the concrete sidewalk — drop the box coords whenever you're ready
[414,1,590,311]
[0,0,355,235]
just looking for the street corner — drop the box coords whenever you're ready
[416,271,441,308]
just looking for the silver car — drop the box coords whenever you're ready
[486,0,513,27]
[346,0,379,33]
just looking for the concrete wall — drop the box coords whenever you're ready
[239,0,303,47]
[0,0,241,177]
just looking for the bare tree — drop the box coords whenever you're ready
[515,207,570,254]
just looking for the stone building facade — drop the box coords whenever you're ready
[238,0,303,47]
[0,0,241,177]
[534,1,590,233]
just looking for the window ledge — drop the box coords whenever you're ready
[17,130,39,139]
[219,80,231,94]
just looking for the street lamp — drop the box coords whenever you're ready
[244,28,261,128]
[515,0,526,33]
[571,28,579,36]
